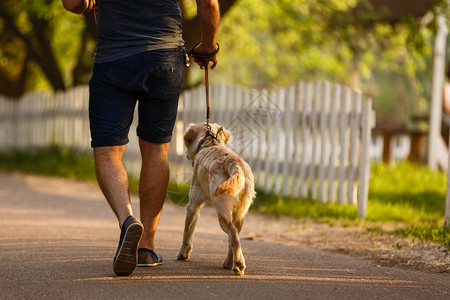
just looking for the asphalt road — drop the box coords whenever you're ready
[1,172,449,299]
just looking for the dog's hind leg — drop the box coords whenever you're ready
[222,215,244,270]
[223,241,233,270]
[233,216,244,234]
[177,187,204,260]
[218,213,246,276]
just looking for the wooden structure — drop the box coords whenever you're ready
[0,82,375,217]
[372,120,427,164]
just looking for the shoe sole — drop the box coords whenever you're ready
[137,261,162,267]
[113,223,143,276]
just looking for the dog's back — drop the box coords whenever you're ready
[194,144,255,225]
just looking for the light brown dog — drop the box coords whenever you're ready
[177,123,256,275]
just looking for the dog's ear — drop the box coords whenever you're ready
[218,128,231,145]
[184,124,196,147]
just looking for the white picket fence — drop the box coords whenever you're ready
[0,82,375,217]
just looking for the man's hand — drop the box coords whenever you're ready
[195,0,220,69]
[191,42,218,70]
[62,0,88,14]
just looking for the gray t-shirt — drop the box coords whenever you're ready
[94,0,184,63]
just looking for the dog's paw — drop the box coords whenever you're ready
[233,261,246,276]
[222,254,233,269]
[222,260,232,269]
[176,246,191,260]
[177,253,189,260]
[176,250,189,260]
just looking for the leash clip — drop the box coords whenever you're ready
[86,0,98,23]
[205,124,223,142]
[184,48,190,68]
[197,125,223,150]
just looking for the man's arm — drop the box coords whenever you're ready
[444,83,450,114]
[62,0,88,14]
[193,0,220,69]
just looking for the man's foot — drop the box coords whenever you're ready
[137,248,163,267]
[113,216,144,276]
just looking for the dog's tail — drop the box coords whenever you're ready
[214,165,245,198]
[232,179,256,232]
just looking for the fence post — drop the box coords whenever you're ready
[282,85,294,196]
[338,87,351,204]
[358,98,374,218]
[348,90,362,204]
[327,85,341,203]
[309,81,320,199]
[299,82,312,198]
[291,81,302,197]
[445,150,450,227]
[318,82,331,202]
[273,88,284,194]
[428,14,448,170]
[264,90,276,193]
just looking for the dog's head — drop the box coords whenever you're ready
[183,123,231,161]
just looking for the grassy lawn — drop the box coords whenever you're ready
[0,146,448,248]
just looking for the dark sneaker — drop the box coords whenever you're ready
[137,248,163,267]
[113,216,143,276]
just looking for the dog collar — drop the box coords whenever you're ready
[195,126,223,153]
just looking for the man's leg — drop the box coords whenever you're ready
[94,145,133,227]
[138,138,170,250]
[94,145,145,276]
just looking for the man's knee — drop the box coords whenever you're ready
[94,145,126,162]
[139,139,170,156]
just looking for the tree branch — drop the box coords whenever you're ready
[0,6,66,92]
[29,15,66,91]
[0,51,29,98]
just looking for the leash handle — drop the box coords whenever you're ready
[188,43,219,126]
[205,65,210,125]
[188,43,220,60]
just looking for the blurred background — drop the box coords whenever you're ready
[2,0,450,164]
[0,1,448,118]
[1,0,449,244]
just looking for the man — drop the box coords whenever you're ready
[443,62,450,147]
[62,0,220,276]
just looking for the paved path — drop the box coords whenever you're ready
[1,172,449,299]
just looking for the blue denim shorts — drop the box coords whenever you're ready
[89,47,184,148]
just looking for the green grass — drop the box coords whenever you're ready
[367,163,450,248]
[251,189,359,223]
[394,226,450,248]
[0,146,448,248]
[368,163,446,224]
[0,146,97,181]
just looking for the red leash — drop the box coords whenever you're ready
[188,43,220,127]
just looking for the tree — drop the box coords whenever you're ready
[1,0,449,100]
[0,0,95,97]
[0,0,239,98]
[204,0,450,125]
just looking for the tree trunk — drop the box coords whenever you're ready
[0,53,29,99]
[29,16,66,91]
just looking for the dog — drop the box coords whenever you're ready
[176,123,256,275]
